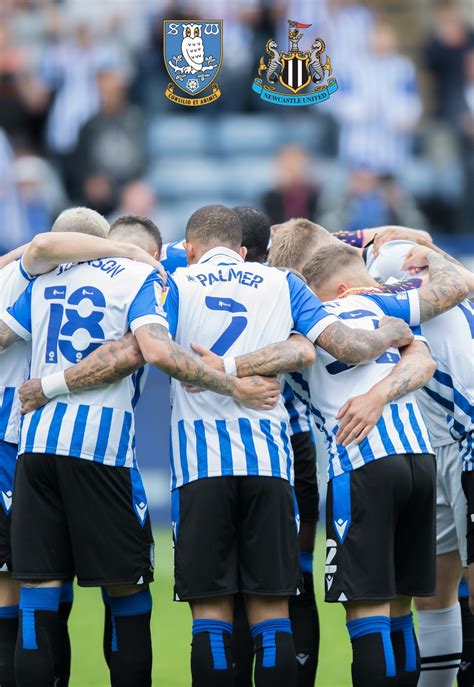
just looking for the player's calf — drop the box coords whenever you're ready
[390,596,420,687]
[14,581,62,687]
[105,584,152,687]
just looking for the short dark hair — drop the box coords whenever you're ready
[303,242,361,288]
[185,204,242,250]
[233,206,271,263]
[109,214,162,253]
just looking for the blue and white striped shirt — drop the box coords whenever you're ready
[0,260,34,445]
[164,246,338,489]
[287,291,432,480]
[1,258,167,467]
[282,382,313,436]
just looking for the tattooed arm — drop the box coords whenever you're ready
[402,244,474,299]
[19,333,146,414]
[335,340,436,446]
[135,323,281,409]
[402,248,469,321]
[314,317,414,365]
[0,319,22,352]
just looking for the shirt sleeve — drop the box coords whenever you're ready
[1,280,34,341]
[334,229,365,247]
[162,275,179,339]
[287,272,339,342]
[365,290,421,326]
[128,271,169,335]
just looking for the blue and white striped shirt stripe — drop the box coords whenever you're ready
[282,381,312,436]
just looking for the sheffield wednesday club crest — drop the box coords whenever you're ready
[164,20,222,106]
[253,20,338,106]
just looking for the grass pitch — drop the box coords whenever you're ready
[68,528,352,686]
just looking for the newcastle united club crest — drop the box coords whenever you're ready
[163,20,222,106]
[253,20,338,106]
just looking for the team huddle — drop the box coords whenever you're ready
[0,204,472,687]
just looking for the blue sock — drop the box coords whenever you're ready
[15,587,61,686]
[108,589,153,686]
[191,619,233,686]
[390,613,420,685]
[251,618,297,684]
[59,581,74,606]
[347,616,396,686]
[299,551,313,574]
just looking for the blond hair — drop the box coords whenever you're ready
[268,219,332,271]
[51,207,110,238]
[303,242,362,289]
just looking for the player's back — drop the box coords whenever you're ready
[288,293,431,479]
[165,247,333,488]
[0,261,33,444]
[5,257,163,467]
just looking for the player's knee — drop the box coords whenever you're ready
[106,583,149,598]
[191,596,234,623]
[244,594,289,627]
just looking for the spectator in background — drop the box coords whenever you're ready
[460,48,474,233]
[112,179,160,227]
[330,19,421,173]
[261,145,319,224]
[0,18,48,149]
[40,20,127,164]
[318,167,426,233]
[70,67,147,215]
[424,0,474,127]
[0,128,28,252]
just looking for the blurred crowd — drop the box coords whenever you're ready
[0,0,473,252]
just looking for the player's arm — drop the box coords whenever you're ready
[0,243,30,270]
[335,339,436,446]
[22,232,164,276]
[368,225,432,253]
[403,244,474,299]
[0,319,22,352]
[19,333,145,415]
[402,247,469,319]
[135,323,281,410]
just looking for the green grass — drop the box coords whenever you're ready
[68,528,352,686]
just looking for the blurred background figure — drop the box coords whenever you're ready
[261,145,320,224]
[330,18,422,173]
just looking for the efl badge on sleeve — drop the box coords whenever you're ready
[163,20,222,106]
[253,20,338,106]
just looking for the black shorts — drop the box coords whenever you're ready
[11,453,154,587]
[292,431,319,524]
[325,453,436,602]
[0,441,17,571]
[172,476,301,601]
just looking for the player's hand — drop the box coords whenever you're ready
[190,343,224,372]
[19,378,49,414]
[401,246,434,275]
[379,316,414,349]
[335,387,386,446]
[373,227,430,256]
[126,244,167,285]
[232,376,281,410]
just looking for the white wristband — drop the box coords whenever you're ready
[41,371,70,399]
[223,356,237,376]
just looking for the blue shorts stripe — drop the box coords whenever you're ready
[216,420,233,475]
[116,413,132,467]
[178,420,190,484]
[45,403,68,454]
[390,405,411,453]
[239,419,259,476]
[69,405,89,456]
[259,420,281,477]
[331,471,351,544]
[406,403,428,453]
[194,420,208,479]
[94,407,113,463]
[0,388,15,439]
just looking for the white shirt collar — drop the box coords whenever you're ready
[198,246,243,265]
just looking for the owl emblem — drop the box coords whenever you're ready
[181,24,205,73]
